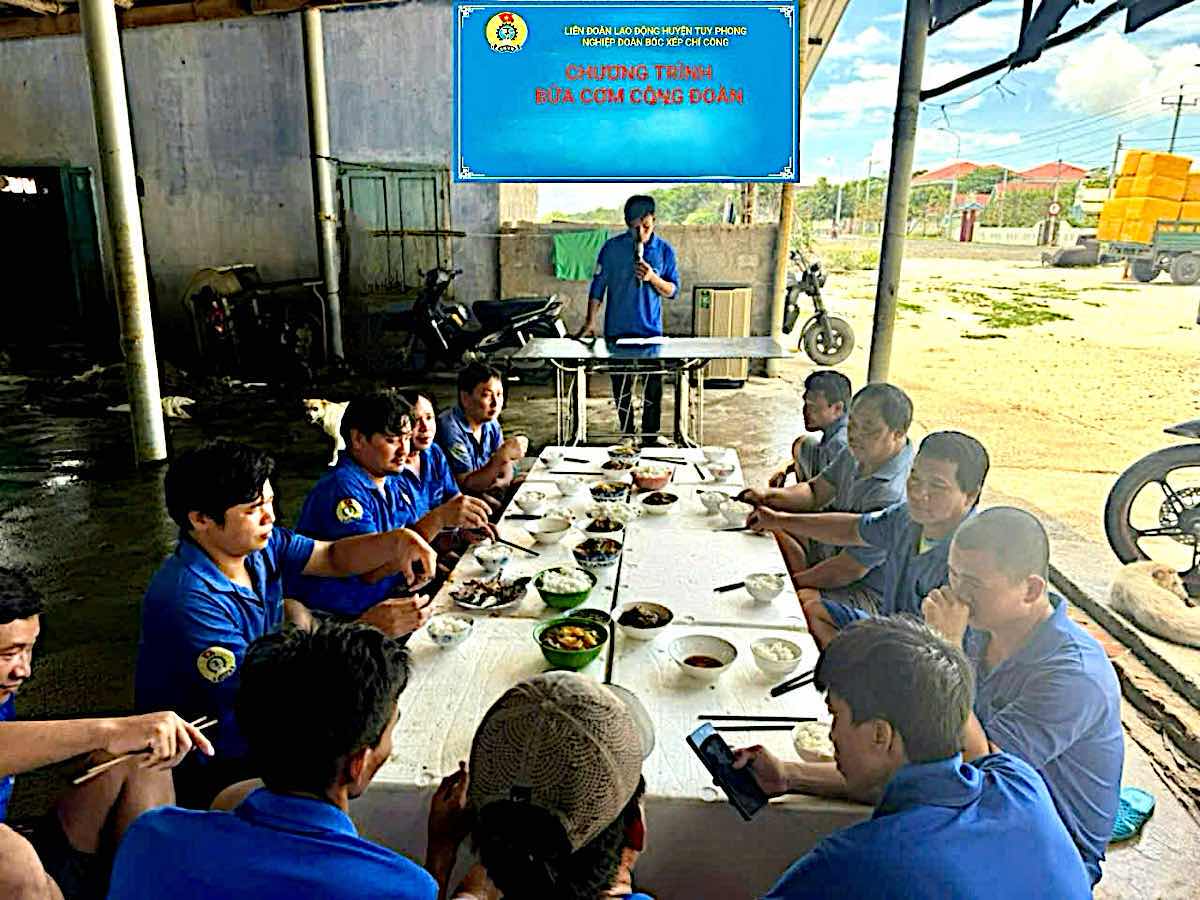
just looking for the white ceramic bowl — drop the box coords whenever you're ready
[698,490,730,514]
[515,491,547,514]
[606,443,641,463]
[719,499,754,528]
[745,572,787,604]
[792,721,836,762]
[555,476,584,497]
[527,516,573,545]
[474,542,512,573]
[707,461,736,481]
[426,614,474,648]
[669,634,738,682]
[615,601,674,641]
[750,637,803,677]
[640,491,679,516]
[542,449,564,468]
[701,446,727,463]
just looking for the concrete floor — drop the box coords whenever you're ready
[3,363,1199,895]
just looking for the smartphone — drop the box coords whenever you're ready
[685,723,768,821]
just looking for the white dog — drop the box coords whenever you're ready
[303,398,349,466]
[107,396,196,419]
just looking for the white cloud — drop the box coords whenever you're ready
[928,7,1022,58]
[826,25,892,60]
[808,59,973,126]
[1049,32,1200,115]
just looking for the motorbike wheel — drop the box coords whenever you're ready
[1104,444,1200,583]
[801,317,855,366]
[1130,259,1158,283]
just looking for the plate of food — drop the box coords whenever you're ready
[601,458,635,472]
[583,502,641,525]
[451,576,531,611]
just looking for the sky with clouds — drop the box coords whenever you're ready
[537,0,1200,214]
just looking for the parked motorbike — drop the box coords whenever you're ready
[394,266,567,374]
[1104,419,1200,596]
[782,248,855,366]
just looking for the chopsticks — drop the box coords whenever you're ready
[694,463,707,481]
[73,716,216,785]
[563,456,589,464]
[493,536,540,557]
[552,470,604,476]
[714,581,745,593]
[770,669,816,698]
[700,715,819,723]
[640,456,687,466]
[719,525,752,533]
[715,725,800,733]
[505,513,541,521]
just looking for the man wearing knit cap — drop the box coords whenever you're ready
[426,671,655,900]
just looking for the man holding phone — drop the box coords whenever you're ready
[576,194,680,442]
[733,617,1091,899]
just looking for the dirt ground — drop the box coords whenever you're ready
[803,240,1200,550]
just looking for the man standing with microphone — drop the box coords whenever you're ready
[576,195,680,442]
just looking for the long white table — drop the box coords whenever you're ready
[356,446,868,896]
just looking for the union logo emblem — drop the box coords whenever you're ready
[486,11,528,52]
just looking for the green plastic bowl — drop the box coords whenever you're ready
[533,617,609,671]
[534,566,598,610]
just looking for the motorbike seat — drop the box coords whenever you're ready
[471,297,556,329]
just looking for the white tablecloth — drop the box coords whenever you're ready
[356,447,868,897]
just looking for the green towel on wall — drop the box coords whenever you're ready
[553,228,611,281]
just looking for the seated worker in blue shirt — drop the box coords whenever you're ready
[742,383,914,612]
[436,363,528,513]
[111,623,448,900]
[768,370,852,488]
[575,194,680,442]
[429,672,653,900]
[135,439,436,809]
[398,390,462,518]
[291,392,491,627]
[0,569,212,900]
[749,430,989,650]
[922,507,1124,885]
[733,616,1091,900]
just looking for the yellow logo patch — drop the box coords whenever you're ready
[335,497,364,523]
[197,646,236,684]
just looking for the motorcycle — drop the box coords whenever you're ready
[782,248,855,366]
[1104,419,1200,596]
[393,267,567,375]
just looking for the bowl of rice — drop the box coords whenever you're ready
[750,637,803,677]
[527,516,573,546]
[515,490,547,514]
[792,721,835,763]
[706,461,736,482]
[745,573,787,604]
[534,565,598,610]
[719,499,754,528]
[698,490,731,514]
[701,446,727,463]
[426,614,474,648]
[473,542,512,573]
[555,475,584,497]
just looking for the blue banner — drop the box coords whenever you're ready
[453,2,799,182]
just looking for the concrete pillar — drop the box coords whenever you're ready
[78,0,167,464]
[303,8,345,360]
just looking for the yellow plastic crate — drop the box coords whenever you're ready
[1114,177,1134,199]
[1120,219,1156,244]
[1100,197,1128,223]
[1097,218,1123,241]
[1182,201,1200,221]
[1186,173,1200,202]
[1135,152,1193,180]
[1131,175,1187,201]
[1124,197,1181,224]
[1120,151,1144,177]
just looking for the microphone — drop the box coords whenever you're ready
[631,225,643,279]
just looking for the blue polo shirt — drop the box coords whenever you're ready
[588,231,680,338]
[765,753,1091,899]
[0,696,13,821]
[108,788,437,900]
[813,414,848,474]
[289,456,418,617]
[135,529,314,767]
[814,443,914,591]
[969,595,1123,885]
[399,444,460,518]
[436,406,503,477]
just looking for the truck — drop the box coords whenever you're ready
[1106,218,1200,284]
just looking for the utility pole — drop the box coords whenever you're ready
[1162,86,1198,152]
[867,0,929,384]
[998,168,1007,227]
[834,182,844,235]
[863,158,875,234]
[1108,134,1122,195]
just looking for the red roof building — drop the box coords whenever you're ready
[912,161,989,184]
[1017,162,1088,181]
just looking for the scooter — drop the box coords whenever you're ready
[396,266,567,373]
[782,248,855,366]
[1105,419,1200,597]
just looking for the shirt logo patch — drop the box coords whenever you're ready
[594,264,603,276]
[335,497,364,523]
[450,442,471,464]
[197,646,236,684]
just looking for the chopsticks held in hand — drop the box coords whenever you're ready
[73,717,216,785]
[769,669,816,699]
[493,536,540,557]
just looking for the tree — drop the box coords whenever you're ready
[958,166,1013,193]
[979,186,1055,227]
